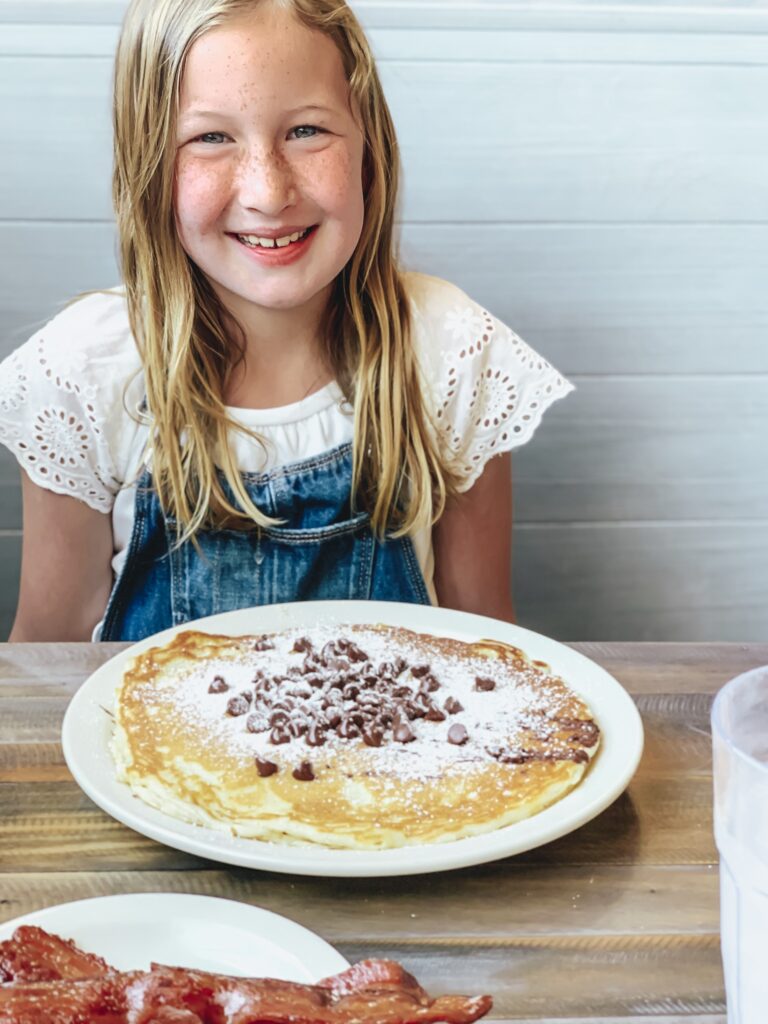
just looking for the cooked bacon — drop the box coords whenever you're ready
[0,926,112,983]
[0,928,492,1024]
[128,963,492,1024]
[316,959,426,999]
[0,974,127,1023]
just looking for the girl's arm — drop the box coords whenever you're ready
[432,452,516,623]
[9,472,114,641]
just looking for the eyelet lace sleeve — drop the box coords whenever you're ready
[0,294,140,512]
[409,274,575,492]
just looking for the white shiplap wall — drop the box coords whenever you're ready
[1,0,767,641]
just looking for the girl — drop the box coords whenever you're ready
[0,0,572,642]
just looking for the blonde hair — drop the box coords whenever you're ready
[113,0,459,541]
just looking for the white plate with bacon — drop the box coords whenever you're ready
[0,893,347,978]
[0,893,494,1023]
[61,601,644,877]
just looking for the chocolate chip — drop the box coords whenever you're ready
[378,661,394,677]
[269,709,291,727]
[320,641,339,663]
[255,757,278,777]
[307,723,327,747]
[404,701,427,721]
[425,704,446,722]
[358,692,382,709]
[292,637,313,653]
[326,709,342,729]
[411,664,431,678]
[289,686,312,700]
[253,637,275,652]
[393,718,416,743]
[246,713,269,733]
[208,676,229,694]
[363,726,384,747]
[292,761,315,781]
[392,656,408,676]
[444,697,464,714]
[346,642,369,663]
[269,725,291,745]
[419,674,441,693]
[226,695,250,717]
[475,676,496,692]
[270,700,293,713]
[328,656,351,673]
[338,718,360,740]
[342,683,360,701]
[448,723,469,745]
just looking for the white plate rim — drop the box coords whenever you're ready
[0,893,349,979]
[62,600,644,877]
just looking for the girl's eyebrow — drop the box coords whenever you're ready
[178,104,335,124]
[286,104,335,115]
[178,109,238,123]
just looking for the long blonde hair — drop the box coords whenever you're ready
[113,0,459,541]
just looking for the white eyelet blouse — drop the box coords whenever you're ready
[0,271,574,634]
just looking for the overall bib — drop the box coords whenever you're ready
[100,442,430,641]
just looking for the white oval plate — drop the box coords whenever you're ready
[0,893,348,978]
[62,600,644,877]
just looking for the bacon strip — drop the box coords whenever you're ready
[128,963,492,1024]
[0,925,112,983]
[0,928,492,1024]
[0,974,127,1023]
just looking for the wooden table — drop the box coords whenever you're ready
[2,641,767,1023]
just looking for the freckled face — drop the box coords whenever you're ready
[174,7,365,318]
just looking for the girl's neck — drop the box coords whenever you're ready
[220,286,334,410]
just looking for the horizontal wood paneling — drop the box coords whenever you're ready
[2,0,767,33]
[401,225,768,370]
[2,56,767,222]
[515,523,768,641]
[1,222,766,375]
[4,24,768,64]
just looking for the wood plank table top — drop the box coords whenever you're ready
[3,640,767,1023]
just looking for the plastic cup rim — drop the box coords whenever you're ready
[711,664,768,777]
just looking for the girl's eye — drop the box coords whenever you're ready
[194,131,229,145]
[289,125,324,140]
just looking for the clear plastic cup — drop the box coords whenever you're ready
[712,665,768,1023]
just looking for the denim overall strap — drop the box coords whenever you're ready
[100,442,431,642]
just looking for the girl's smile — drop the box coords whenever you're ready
[229,224,319,266]
[174,5,365,321]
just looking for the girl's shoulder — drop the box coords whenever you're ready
[403,270,481,320]
[0,289,145,511]
[401,271,574,490]
[19,287,140,374]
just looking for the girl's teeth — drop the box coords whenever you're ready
[238,229,308,249]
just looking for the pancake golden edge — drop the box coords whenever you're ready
[110,625,601,849]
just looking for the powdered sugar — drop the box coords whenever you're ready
[131,625,581,783]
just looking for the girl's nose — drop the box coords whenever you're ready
[236,150,297,213]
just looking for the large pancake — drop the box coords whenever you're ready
[110,625,600,848]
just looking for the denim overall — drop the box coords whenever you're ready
[100,441,430,641]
